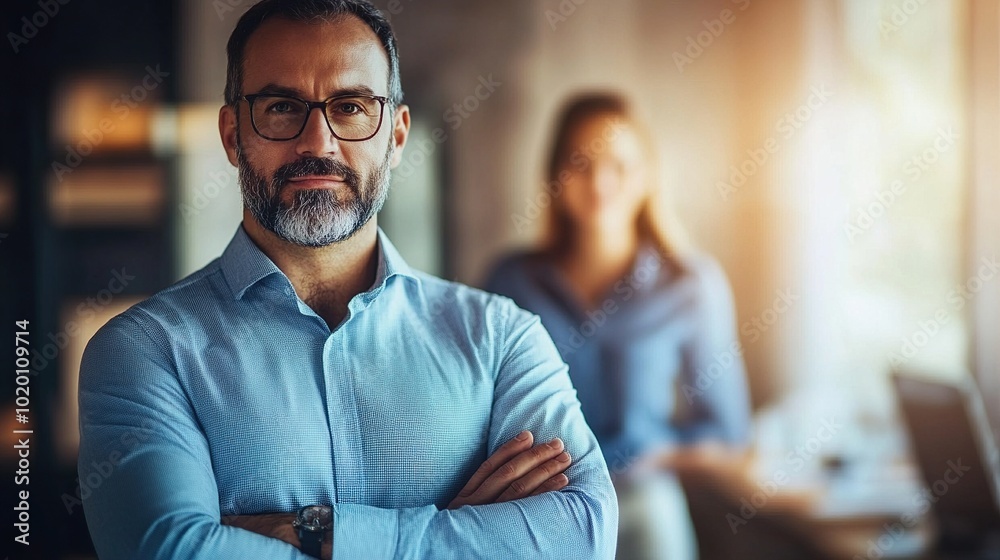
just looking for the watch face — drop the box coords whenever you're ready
[296,505,333,531]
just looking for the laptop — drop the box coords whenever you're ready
[892,372,1000,557]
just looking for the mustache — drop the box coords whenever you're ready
[272,157,360,190]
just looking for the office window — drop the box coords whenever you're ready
[835,0,968,394]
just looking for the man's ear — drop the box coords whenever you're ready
[389,104,411,168]
[219,104,240,167]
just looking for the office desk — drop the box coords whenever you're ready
[671,449,940,560]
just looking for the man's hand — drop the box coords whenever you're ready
[222,513,331,559]
[448,431,571,509]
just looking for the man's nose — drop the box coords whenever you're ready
[295,107,342,157]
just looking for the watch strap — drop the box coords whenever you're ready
[298,526,323,558]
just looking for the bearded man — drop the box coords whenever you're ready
[77,1,617,559]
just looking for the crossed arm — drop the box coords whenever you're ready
[78,310,617,559]
[223,432,573,559]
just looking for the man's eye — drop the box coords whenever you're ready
[335,102,362,115]
[266,101,297,114]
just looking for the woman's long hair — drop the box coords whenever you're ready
[540,92,688,269]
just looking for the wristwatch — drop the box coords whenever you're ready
[293,505,333,558]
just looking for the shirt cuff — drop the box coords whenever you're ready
[333,503,399,559]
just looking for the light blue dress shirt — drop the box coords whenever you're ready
[78,224,617,560]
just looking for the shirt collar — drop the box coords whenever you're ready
[220,224,419,301]
[372,226,419,290]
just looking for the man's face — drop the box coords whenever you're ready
[220,16,409,247]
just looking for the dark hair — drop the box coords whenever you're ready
[224,0,403,107]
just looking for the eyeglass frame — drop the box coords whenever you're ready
[240,92,392,142]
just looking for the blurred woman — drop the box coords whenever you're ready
[485,93,752,560]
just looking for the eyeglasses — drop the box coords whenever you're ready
[242,93,390,142]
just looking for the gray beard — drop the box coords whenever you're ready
[236,141,392,247]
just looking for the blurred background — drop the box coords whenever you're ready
[1,0,998,558]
